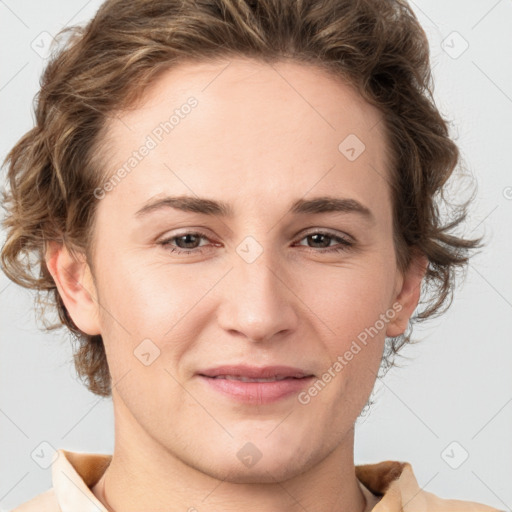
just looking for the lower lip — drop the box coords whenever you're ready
[198,375,314,404]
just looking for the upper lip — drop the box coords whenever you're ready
[197,365,314,379]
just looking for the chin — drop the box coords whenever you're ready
[197,439,318,485]
[210,457,306,484]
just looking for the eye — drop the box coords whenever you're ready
[158,231,213,255]
[294,230,354,253]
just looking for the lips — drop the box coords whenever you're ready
[197,365,315,404]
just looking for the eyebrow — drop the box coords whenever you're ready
[135,195,374,222]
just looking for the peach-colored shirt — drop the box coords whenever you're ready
[12,449,500,511]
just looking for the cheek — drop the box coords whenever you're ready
[298,258,396,334]
[94,253,224,375]
[300,259,396,388]
[313,271,392,404]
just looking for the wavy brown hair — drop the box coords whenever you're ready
[1,0,481,397]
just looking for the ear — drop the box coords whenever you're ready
[386,249,428,337]
[45,241,101,336]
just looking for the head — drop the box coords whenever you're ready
[1,0,480,481]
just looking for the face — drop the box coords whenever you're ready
[51,57,424,483]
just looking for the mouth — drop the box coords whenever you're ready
[197,364,314,380]
[196,366,315,404]
[208,375,306,382]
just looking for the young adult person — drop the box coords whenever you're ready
[2,0,500,510]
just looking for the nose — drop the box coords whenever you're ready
[216,247,298,343]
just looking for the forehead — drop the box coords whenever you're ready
[97,57,392,220]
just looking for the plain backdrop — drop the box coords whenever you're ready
[1,0,511,510]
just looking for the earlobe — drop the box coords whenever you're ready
[45,241,101,336]
[386,251,429,338]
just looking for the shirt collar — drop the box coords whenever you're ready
[52,449,110,512]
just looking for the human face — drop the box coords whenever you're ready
[84,57,412,482]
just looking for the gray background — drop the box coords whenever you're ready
[1,0,511,510]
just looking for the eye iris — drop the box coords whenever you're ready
[309,233,330,248]
[177,234,200,249]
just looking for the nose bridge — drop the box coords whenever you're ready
[239,245,282,303]
[217,238,297,342]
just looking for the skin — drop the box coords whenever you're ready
[46,57,427,512]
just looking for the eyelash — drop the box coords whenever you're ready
[158,230,354,255]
